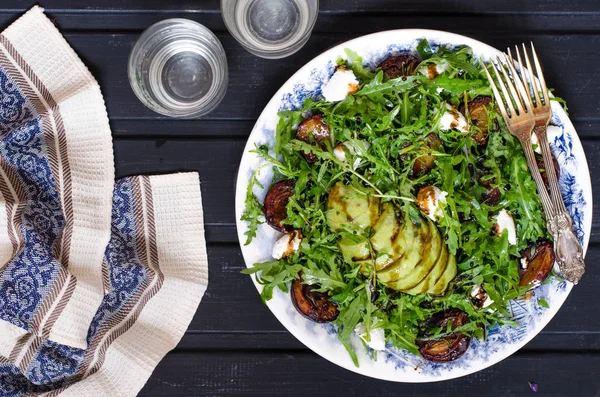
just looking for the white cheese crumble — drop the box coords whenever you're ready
[495,209,517,245]
[470,285,494,309]
[355,318,386,351]
[272,230,302,259]
[321,67,359,102]
[439,103,469,133]
[417,186,448,222]
[333,144,346,162]
[333,141,370,170]
[520,257,529,270]
[419,61,450,79]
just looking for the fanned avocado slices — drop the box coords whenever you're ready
[386,219,442,291]
[403,244,449,296]
[376,220,426,284]
[326,182,456,295]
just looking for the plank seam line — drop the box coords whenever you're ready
[2,10,600,17]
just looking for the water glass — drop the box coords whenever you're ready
[128,19,228,118]
[221,0,319,59]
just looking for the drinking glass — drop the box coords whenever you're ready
[221,0,319,59]
[128,19,228,118]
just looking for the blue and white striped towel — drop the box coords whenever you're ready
[0,7,209,396]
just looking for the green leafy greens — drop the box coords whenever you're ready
[241,40,551,366]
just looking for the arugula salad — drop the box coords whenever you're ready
[241,39,559,365]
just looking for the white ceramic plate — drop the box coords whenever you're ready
[235,30,592,382]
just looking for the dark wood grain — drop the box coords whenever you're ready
[2,12,600,33]
[110,119,600,139]
[1,1,599,395]
[140,351,600,396]
[63,33,600,122]
[3,0,600,13]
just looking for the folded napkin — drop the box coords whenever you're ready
[0,7,209,396]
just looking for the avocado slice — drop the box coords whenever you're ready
[403,243,449,296]
[387,219,443,291]
[371,203,399,271]
[327,182,380,231]
[390,212,415,262]
[339,236,371,265]
[376,220,427,284]
[431,252,457,295]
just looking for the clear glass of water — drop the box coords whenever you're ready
[128,19,228,118]
[221,0,319,59]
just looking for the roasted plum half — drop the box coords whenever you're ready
[263,180,295,232]
[519,240,556,288]
[296,114,331,163]
[412,133,443,177]
[482,187,501,206]
[378,54,421,79]
[417,309,471,362]
[460,97,493,145]
[291,278,339,323]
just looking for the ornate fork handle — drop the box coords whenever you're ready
[535,125,586,284]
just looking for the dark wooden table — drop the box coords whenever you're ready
[2,1,599,395]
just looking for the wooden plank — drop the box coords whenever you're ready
[1,12,600,33]
[173,327,600,351]
[174,328,600,351]
[109,119,600,139]
[52,33,600,122]
[139,350,600,396]
[3,0,600,14]
[113,138,600,241]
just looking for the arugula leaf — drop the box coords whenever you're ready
[356,72,425,97]
[426,76,490,97]
[344,48,375,80]
[240,172,264,245]
[416,39,434,60]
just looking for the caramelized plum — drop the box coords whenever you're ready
[460,97,493,145]
[412,133,442,177]
[263,180,295,232]
[291,278,339,323]
[483,187,501,206]
[519,240,556,288]
[417,309,471,362]
[378,54,421,79]
[296,115,331,163]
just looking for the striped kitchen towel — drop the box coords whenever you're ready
[0,6,209,396]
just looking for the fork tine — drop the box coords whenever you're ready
[490,57,516,117]
[497,55,524,116]
[506,48,525,108]
[521,43,541,108]
[530,42,550,105]
[481,58,510,121]
[506,48,533,114]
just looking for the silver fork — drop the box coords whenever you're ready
[481,56,556,242]
[507,44,585,284]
